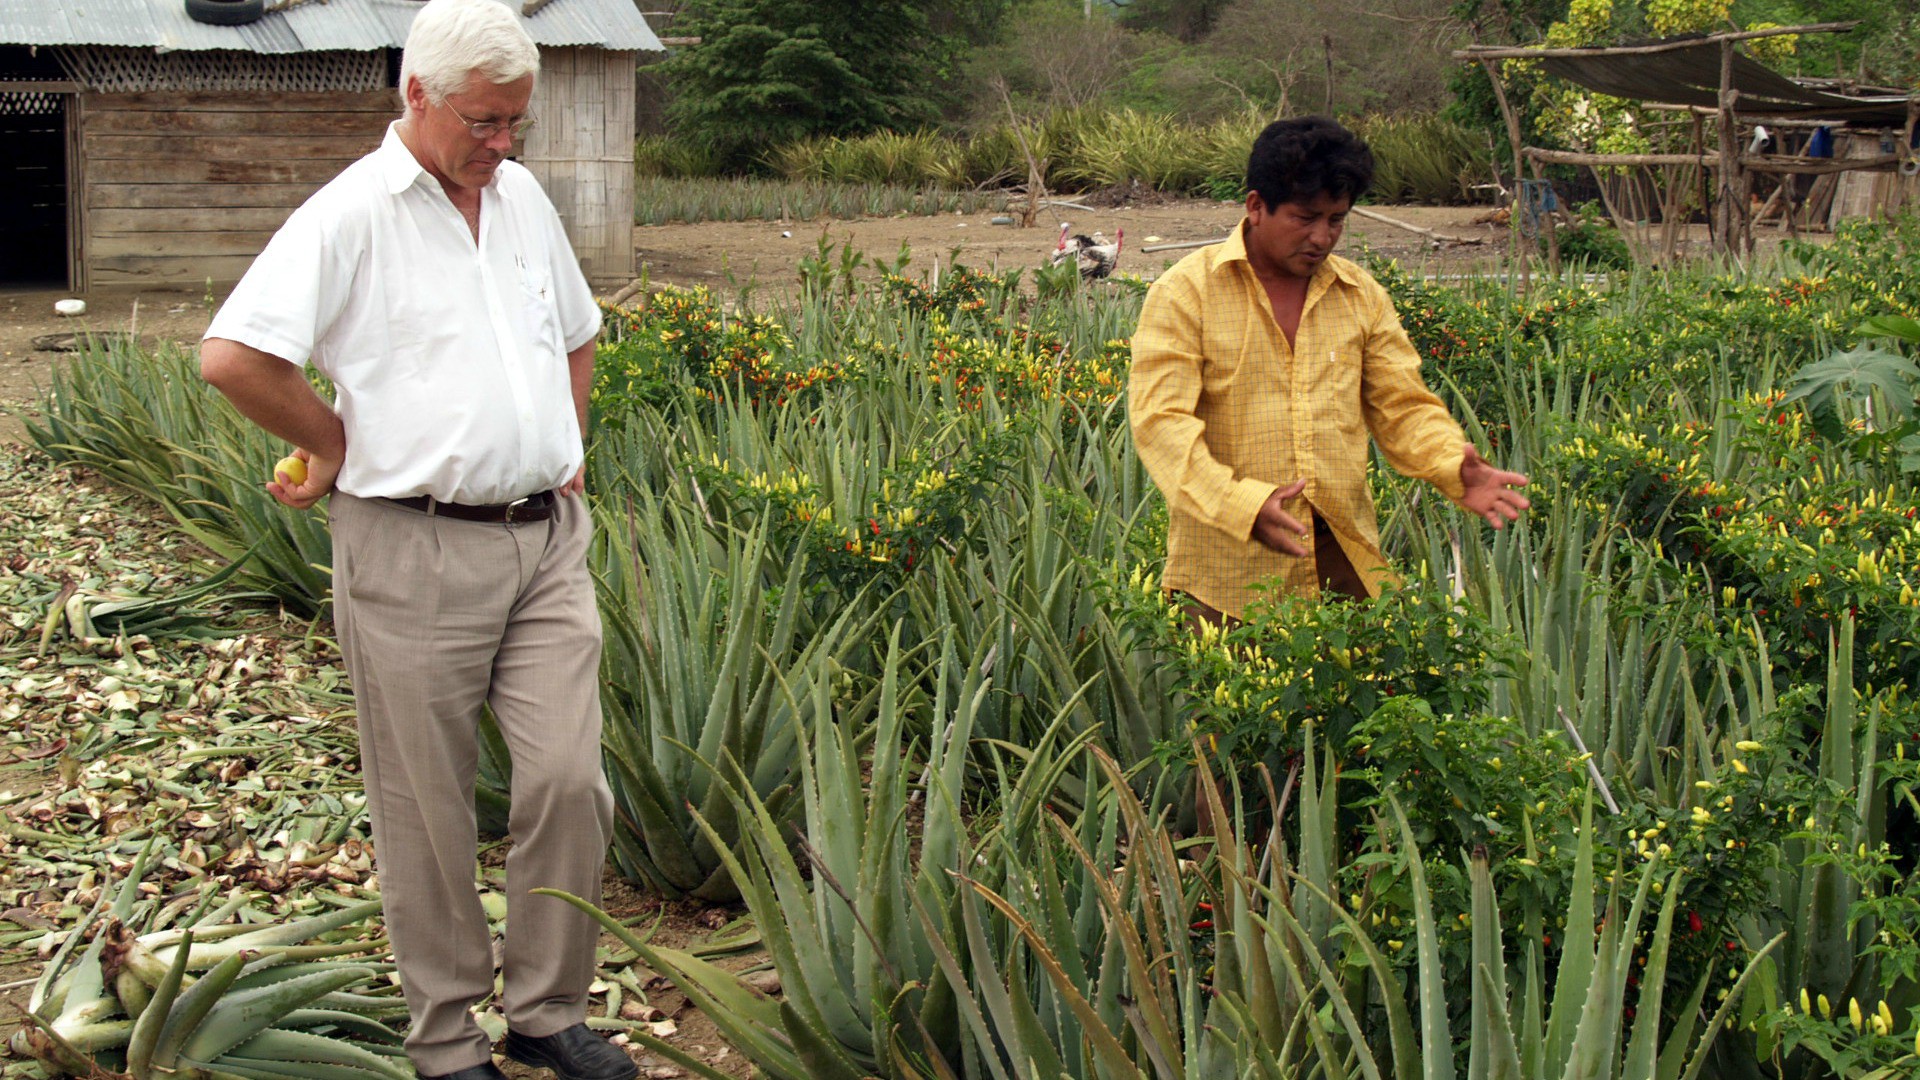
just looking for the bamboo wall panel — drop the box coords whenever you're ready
[80,90,390,286]
[523,47,635,281]
[1828,136,1883,226]
[1823,133,1917,227]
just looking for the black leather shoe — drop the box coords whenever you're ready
[504,1024,638,1080]
[421,1063,508,1080]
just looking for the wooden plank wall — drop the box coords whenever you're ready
[523,48,636,282]
[81,91,392,287]
[1828,132,1920,228]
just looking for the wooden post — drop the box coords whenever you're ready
[1660,116,1702,263]
[67,92,87,293]
[1714,38,1747,258]
[1480,58,1530,291]
[1902,96,1920,222]
[1323,34,1335,113]
[1531,160,1561,271]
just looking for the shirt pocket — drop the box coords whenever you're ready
[516,259,563,357]
[1317,322,1367,434]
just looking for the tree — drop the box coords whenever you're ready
[662,0,958,166]
[1113,0,1234,41]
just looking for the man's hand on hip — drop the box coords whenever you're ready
[1458,444,1530,528]
[559,464,586,498]
[269,447,341,510]
[1251,477,1312,556]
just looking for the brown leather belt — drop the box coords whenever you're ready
[381,490,556,524]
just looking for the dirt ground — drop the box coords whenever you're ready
[0,200,1521,445]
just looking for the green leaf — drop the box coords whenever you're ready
[1784,344,1919,442]
[1858,314,1920,344]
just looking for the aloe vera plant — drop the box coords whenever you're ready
[27,337,336,614]
[544,623,999,1078]
[593,484,879,899]
[13,844,405,1079]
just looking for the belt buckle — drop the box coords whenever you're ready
[504,495,531,524]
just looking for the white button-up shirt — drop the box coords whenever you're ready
[206,123,601,505]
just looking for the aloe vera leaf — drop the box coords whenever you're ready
[1261,901,1386,1080]
[175,966,376,1065]
[920,880,1021,1080]
[183,1055,400,1080]
[1043,787,1184,1076]
[128,928,194,1078]
[272,1010,404,1043]
[779,999,869,1080]
[1555,900,1621,1080]
[209,901,383,951]
[1476,963,1526,1080]
[1622,868,1684,1080]
[151,949,251,1070]
[221,1028,412,1080]
[1468,856,1522,1080]
[111,838,162,923]
[533,890,805,1077]
[1291,877,1422,1080]
[30,889,112,1015]
[1676,933,1788,1080]
[1543,790,1599,1077]
[1653,960,1716,1080]
[962,875,1145,1080]
[1390,798,1458,1080]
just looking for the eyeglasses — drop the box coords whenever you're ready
[442,99,536,140]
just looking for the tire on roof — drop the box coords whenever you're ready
[185,0,267,26]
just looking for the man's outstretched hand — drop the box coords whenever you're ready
[1459,444,1529,528]
[1252,478,1312,556]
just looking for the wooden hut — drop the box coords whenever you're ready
[0,0,659,291]
[1457,22,1917,261]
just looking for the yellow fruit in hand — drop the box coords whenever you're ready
[274,455,308,486]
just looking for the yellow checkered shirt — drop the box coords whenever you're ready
[1129,222,1468,618]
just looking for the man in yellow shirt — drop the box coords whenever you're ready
[1130,116,1529,621]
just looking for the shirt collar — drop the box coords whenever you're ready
[1219,216,1365,289]
[377,122,429,195]
[375,120,505,197]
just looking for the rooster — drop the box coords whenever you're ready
[1051,224,1124,280]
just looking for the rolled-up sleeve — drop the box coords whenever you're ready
[1359,283,1467,503]
[1129,274,1278,541]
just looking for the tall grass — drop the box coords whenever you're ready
[755,107,1488,204]
[634,174,1007,225]
[1354,111,1495,204]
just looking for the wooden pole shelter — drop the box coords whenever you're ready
[1454,20,1920,264]
[1455,21,1859,61]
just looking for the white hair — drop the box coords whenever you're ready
[399,0,540,107]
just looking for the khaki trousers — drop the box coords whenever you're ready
[330,491,614,1077]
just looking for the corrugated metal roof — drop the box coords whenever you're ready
[0,0,662,53]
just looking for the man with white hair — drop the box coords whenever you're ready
[199,1,631,1077]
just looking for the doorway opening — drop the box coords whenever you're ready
[0,89,69,286]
